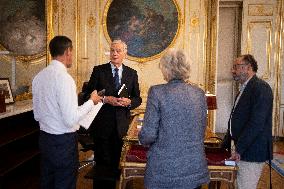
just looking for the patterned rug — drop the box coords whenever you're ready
[271,152,284,176]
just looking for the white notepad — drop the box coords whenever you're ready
[79,102,103,129]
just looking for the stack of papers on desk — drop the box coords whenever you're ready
[225,160,236,166]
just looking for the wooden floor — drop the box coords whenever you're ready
[77,141,284,189]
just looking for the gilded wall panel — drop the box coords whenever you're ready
[64,0,78,80]
[204,0,218,131]
[248,4,274,16]
[277,0,284,105]
[53,0,79,82]
[76,0,99,89]
[276,0,284,136]
[216,3,242,133]
[187,0,207,88]
[247,21,272,80]
[279,106,284,136]
[188,32,201,83]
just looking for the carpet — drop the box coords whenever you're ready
[271,152,284,176]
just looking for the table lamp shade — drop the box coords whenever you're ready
[206,94,217,110]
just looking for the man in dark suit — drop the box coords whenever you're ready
[84,39,142,189]
[229,54,273,189]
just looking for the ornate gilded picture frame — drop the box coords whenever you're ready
[0,0,46,64]
[103,0,181,63]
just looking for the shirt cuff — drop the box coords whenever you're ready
[86,99,95,107]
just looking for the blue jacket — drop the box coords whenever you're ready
[139,80,209,189]
[231,75,273,162]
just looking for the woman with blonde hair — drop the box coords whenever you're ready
[139,49,209,189]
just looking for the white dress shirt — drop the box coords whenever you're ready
[32,60,95,134]
[233,77,251,110]
[110,62,123,84]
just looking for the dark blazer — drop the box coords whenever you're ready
[230,75,273,162]
[84,62,142,138]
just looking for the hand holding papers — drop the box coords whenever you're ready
[79,102,103,129]
[79,89,105,129]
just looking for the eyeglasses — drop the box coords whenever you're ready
[232,63,249,70]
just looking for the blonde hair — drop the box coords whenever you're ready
[159,48,191,82]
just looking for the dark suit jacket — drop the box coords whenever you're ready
[84,62,142,139]
[230,75,273,162]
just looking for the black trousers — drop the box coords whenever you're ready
[39,131,78,189]
[93,126,122,189]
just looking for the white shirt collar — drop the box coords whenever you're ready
[51,59,67,72]
[240,75,253,92]
[110,62,123,70]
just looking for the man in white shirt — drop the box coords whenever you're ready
[32,35,102,189]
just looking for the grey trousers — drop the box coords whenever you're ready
[237,160,264,189]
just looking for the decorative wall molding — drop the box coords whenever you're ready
[247,21,272,80]
[248,4,274,16]
[273,0,284,136]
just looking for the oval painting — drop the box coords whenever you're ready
[0,0,46,58]
[104,0,180,61]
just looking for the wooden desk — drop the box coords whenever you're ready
[119,143,237,189]
[124,115,222,146]
[119,115,237,189]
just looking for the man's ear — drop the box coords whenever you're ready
[63,49,68,56]
[247,64,255,74]
[123,51,127,59]
[65,47,72,56]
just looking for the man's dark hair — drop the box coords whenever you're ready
[241,54,258,72]
[49,36,72,57]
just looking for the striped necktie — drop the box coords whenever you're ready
[114,68,120,90]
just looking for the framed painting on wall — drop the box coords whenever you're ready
[103,0,181,63]
[0,0,46,63]
[0,78,14,104]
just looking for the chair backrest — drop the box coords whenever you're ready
[82,82,89,92]
[78,82,89,106]
[78,127,94,152]
[77,81,94,151]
